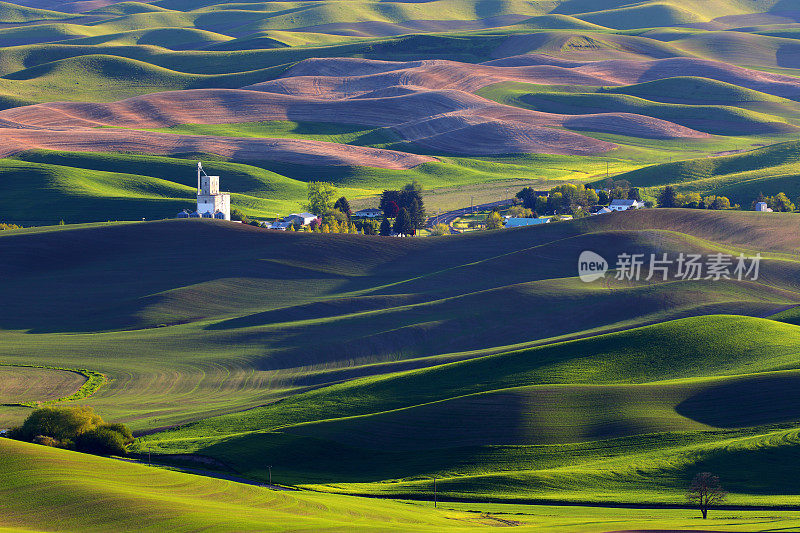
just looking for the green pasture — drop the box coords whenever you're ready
[0,212,798,511]
[0,148,646,222]
[610,140,800,203]
[3,0,800,527]
[7,438,800,532]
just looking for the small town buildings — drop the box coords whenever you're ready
[608,199,644,211]
[505,217,551,227]
[755,201,773,212]
[594,207,613,215]
[353,208,383,218]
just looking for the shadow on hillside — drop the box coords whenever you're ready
[676,373,800,428]
[675,439,800,495]
[197,431,516,485]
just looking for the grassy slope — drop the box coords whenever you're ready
[5,0,800,517]
[0,149,641,223]
[0,367,85,404]
[6,439,800,533]
[476,79,800,136]
[0,438,477,532]
[143,315,800,505]
[0,211,798,506]
[610,140,800,203]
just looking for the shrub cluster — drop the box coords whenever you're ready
[7,406,133,456]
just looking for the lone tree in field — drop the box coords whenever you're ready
[687,472,726,519]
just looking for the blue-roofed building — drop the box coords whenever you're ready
[189,211,202,218]
[176,210,191,218]
[505,217,550,227]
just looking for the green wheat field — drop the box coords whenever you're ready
[3,0,800,531]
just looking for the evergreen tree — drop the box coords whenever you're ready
[333,196,352,218]
[658,186,679,208]
[515,187,537,209]
[408,197,426,229]
[380,190,402,216]
[393,208,413,236]
[379,217,392,236]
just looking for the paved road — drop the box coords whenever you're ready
[426,199,513,230]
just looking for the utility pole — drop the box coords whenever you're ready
[147,445,151,466]
[433,475,437,508]
[606,161,609,178]
[268,465,272,485]
[471,196,474,214]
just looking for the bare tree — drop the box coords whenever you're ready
[687,472,726,519]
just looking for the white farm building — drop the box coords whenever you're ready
[177,162,231,220]
[196,162,230,220]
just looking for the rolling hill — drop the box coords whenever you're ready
[5,0,800,530]
[610,140,800,203]
[1,211,799,515]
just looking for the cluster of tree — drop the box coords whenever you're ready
[657,187,736,209]
[516,184,602,216]
[507,205,535,218]
[303,182,357,233]
[0,222,20,230]
[484,211,505,230]
[378,209,415,236]
[753,191,797,212]
[7,406,133,456]
[379,180,426,235]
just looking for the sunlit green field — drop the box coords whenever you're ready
[7,437,800,532]
[5,0,800,530]
[1,212,799,526]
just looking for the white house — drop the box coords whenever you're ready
[608,199,643,211]
[505,217,550,227]
[270,212,317,230]
[196,162,230,220]
[285,213,317,225]
[353,208,383,218]
[755,201,773,212]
